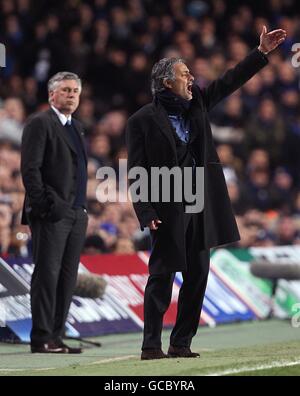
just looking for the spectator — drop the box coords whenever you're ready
[245,98,285,166]
[0,203,13,256]
[82,234,107,255]
[98,222,119,252]
[88,134,112,167]
[0,98,26,145]
[276,215,299,245]
[113,237,135,254]
[244,167,278,211]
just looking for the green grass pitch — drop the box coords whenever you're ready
[1,319,300,376]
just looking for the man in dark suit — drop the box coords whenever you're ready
[21,72,88,353]
[126,27,286,360]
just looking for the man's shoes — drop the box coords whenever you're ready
[167,345,200,358]
[55,341,83,354]
[30,342,65,354]
[31,341,82,354]
[141,349,168,360]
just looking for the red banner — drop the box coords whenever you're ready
[80,253,180,327]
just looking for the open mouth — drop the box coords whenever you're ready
[187,84,193,94]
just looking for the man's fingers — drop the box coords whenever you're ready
[270,32,287,39]
[149,219,162,230]
[272,34,287,45]
[261,25,267,36]
[267,31,287,40]
[153,219,162,229]
[277,37,286,44]
[267,29,286,35]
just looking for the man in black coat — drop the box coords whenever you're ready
[126,27,286,360]
[21,72,88,353]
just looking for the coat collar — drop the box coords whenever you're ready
[150,98,201,148]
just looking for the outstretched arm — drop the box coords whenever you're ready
[201,26,286,111]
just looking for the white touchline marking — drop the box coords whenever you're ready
[0,355,137,372]
[0,367,56,372]
[206,360,300,376]
[87,355,136,365]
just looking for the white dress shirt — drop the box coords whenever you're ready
[51,106,72,126]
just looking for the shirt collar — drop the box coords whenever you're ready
[51,106,72,126]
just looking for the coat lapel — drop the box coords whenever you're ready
[48,109,77,155]
[188,101,204,143]
[48,109,87,163]
[150,101,177,154]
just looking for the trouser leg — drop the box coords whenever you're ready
[170,215,210,347]
[53,208,88,342]
[29,216,72,345]
[142,272,175,350]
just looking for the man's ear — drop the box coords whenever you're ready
[163,78,172,89]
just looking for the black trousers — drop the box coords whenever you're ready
[142,214,210,350]
[29,207,88,346]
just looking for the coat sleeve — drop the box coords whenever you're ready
[201,47,268,111]
[126,117,158,231]
[21,115,50,216]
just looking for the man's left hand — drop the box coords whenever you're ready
[258,25,287,55]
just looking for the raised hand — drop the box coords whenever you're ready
[258,25,287,55]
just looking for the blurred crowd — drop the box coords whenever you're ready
[0,0,300,257]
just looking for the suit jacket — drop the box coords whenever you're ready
[126,48,268,274]
[21,108,87,225]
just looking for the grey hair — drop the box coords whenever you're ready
[151,57,185,95]
[47,71,82,93]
